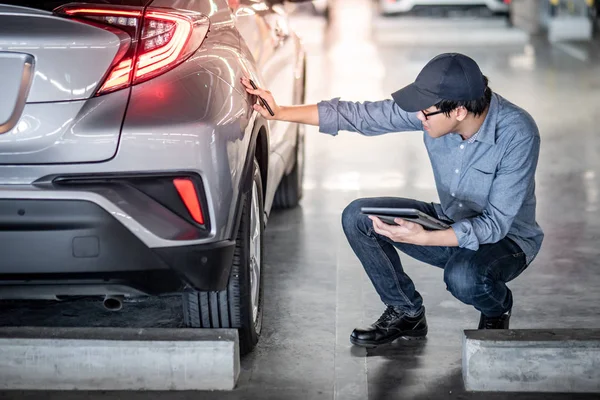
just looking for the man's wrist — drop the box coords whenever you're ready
[278,105,290,121]
[416,230,431,246]
[418,228,460,247]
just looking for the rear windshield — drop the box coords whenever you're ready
[1,0,150,12]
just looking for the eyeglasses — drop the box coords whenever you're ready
[421,109,444,120]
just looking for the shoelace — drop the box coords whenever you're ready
[375,306,402,326]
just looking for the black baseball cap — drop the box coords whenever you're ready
[391,53,486,112]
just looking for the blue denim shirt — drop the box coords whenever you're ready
[317,93,544,264]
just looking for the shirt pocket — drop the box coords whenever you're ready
[460,164,495,209]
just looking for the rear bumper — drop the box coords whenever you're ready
[379,0,509,13]
[0,198,235,299]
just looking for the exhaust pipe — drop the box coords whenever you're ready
[103,295,124,311]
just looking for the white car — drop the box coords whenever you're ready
[378,0,510,16]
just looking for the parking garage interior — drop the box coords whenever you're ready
[2,0,600,398]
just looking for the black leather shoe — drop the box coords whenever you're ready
[350,306,427,348]
[478,310,511,329]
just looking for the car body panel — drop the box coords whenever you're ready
[0,4,130,162]
[0,4,124,102]
[0,91,129,164]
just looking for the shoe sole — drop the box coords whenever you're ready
[349,328,428,348]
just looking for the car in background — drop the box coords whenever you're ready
[377,0,511,16]
[0,0,309,355]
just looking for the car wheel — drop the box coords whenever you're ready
[182,158,264,356]
[272,124,305,209]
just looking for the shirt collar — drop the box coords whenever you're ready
[467,130,479,144]
[471,93,498,145]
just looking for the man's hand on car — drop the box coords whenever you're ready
[369,215,428,245]
[241,77,281,120]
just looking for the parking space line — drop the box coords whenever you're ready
[553,42,589,62]
[334,231,369,400]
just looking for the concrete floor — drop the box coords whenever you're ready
[2,1,600,398]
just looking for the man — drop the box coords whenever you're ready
[241,52,543,348]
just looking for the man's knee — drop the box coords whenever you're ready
[443,261,486,303]
[341,198,370,236]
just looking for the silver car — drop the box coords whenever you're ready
[378,0,510,15]
[0,0,308,354]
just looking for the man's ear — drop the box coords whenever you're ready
[454,106,468,122]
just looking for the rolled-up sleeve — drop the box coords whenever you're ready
[451,135,540,251]
[317,98,422,136]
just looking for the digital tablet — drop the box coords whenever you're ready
[360,207,451,230]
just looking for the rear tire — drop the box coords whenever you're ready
[183,158,264,355]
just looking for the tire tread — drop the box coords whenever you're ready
[182,159,263,355]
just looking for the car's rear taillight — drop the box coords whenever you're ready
[54,4,210,96]
[173,178,205,225]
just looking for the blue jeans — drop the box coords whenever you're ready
[341,197,528,318]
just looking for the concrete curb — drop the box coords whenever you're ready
[0,327,240,391]
[463,329,600,393]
